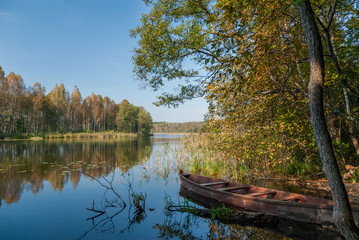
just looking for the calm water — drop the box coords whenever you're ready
[0,135,339,240]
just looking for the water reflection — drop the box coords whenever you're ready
[0,137,151,206]
[0,136,342,240]
[154,212,291,240]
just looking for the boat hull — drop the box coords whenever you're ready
[179,172,359,225]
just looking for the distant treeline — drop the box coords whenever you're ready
[153,121,203,133]
[0,66,152,137]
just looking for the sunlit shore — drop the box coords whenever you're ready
[0,132,138,141]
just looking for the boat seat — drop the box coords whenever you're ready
[218,185,251,191]
[277,196,301,202]
[246,190,277,197]
[201,181,228,186]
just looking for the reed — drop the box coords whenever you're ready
[140,141,186,180]
[176,134,245,181]
[177,134,321,180]
[139,134,292,181]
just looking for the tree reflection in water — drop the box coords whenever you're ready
[154,213,202,240]
[0,138,151,206]
[154,209,343,240]
[153,212,287,240]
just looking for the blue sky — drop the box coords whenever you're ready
[0,0,208,122]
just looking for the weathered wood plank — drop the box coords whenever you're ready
[246,191,277,197]
[277,196,301,202]
[200,181,228,186]
[218,186,250,191]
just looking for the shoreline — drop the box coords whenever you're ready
[0,132,138,141]
[0,132,194,141]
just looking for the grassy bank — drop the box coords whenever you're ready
[0,132,137,141]
[47,132,137,139]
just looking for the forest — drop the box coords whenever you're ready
[153,121,202,133]
[0,66,153,137]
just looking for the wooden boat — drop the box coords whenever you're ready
[179,171,359,225]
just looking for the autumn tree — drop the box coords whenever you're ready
[296,0,359,238]
[0,67,6,134]
[47,84,69,132]
[103,97,118,131]
[31,82,46,133]
[82,96,93,131]
[132,0,314,170]
[131,0,359,237]
[102,96,110,130]
[0,72,25,134]
[69,86,83,132]
[91,93,104,131]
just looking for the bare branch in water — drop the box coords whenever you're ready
[81,171,127,206]
[76,171,149,239]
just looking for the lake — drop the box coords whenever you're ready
[0,135,340,239]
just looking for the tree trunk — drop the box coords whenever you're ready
[296,0,359,239]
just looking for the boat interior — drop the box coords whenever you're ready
[183,173,333,205]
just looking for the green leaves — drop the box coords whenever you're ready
[131,0,215,106]
[132,0,359,174]
[116,100,153,135]
[295,0,303,7]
